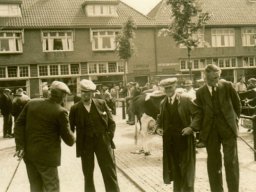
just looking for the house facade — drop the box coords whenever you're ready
[149,0,256,83]
[1,0,256,97]
[0,0,158,97]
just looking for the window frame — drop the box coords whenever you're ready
[211,28,235,47]
[0,65,29,79]
[41,31,74,52]
[0,4,21,17]
[38,64,80,77]
[91,29,119,51]
[0,31,23,53]
[242,28,256,47]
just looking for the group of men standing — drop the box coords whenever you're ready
[156,64,241,192]
[12,63,241,192]
[14,80,120,192]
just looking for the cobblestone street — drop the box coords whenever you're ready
[1,108,256,192]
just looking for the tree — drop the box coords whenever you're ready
[116,17,137,85]
[159,0,211,80]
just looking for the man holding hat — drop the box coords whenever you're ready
[14,81,75,192]
[69,79,120,192]
[156,77,200,192]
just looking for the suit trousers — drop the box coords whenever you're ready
[3,114,12,136]
[81,133,120,192]
[206,117,239,192]
[25,159,59,192]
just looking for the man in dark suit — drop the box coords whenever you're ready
[1,88,13,138]
[69,79,120,192]
[195,64,241,192]
[156,78,201,192]
[14,81,75,192]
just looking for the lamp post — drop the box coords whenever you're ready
[187,46,192,80]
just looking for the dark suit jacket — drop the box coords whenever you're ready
[157,94,201,185]
[14,98,75,166]
[69,99,116,157]
[195,81,241,142]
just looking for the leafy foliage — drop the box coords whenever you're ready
[116,17,137,60]
[160,0,211,50]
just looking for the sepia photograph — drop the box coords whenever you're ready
[1,0,256,191]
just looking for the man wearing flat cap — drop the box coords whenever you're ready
[69,79,120,192]
[14,81,75,192]
[156,77,201,192]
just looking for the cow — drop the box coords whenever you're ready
[131,89,166,155]
[238,88,256,116]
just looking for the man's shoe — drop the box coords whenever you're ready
[131,149,145,154]
[196,142,206,148]
[127,121,135,125]
[4,134,14,138]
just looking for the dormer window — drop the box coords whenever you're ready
[83,0,119,17]
[0,2,22,17]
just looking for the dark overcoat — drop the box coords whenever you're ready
[157,94,200,186]
[69,98,116,157]
[195,81,241,142]
[14,98,75,166]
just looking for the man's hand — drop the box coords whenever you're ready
[156,128,163,136]
[181,127,193,136]
[14,149,24,160]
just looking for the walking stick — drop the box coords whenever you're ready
[5,158,22,192]
[135,115,138,145]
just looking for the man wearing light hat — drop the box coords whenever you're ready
[14,81,75,192]
[156,77,201,192]
[69,79,120,192]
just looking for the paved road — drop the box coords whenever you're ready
[1,108,256,192]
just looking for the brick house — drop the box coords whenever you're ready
[149,0,256,83]
[0,0,158,97]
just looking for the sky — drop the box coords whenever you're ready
[121,0,162,15]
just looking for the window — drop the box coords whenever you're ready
[38,64,80,77]
[0,31,23,53]
[85,5,118,17]
[180,60,187,70]
[50,65,59,76]
[60,65,69,75]
[242,28,256,46]
[70,64,79,74]
[0,67,6,78]
[211,28,235,47]
[194,60,199,69]
[89,63,97,74]
[117,62,124,72]
[108,62,117,73]
[19,66,29,77]
[0,66,29,78]
[42,31,74,52]
[179,30,205,48]
[91,30,118,51]
[98,63,107,73]
[0,4,21,17]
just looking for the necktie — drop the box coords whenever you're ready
[212,86,216,97]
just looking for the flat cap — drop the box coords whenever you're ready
[248,78,256,82]
[183,79,193,87]
[50,81,70,94]
[159,78,177,88]
[4,88,11,92]
[80,79,96,91]
[150,90,165,98]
